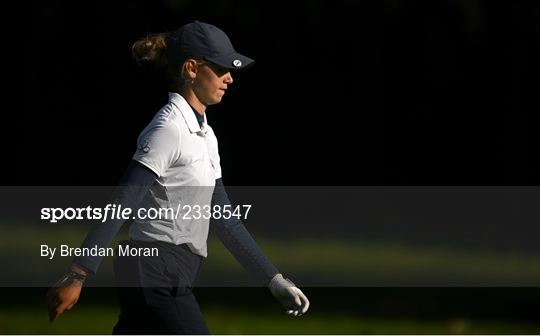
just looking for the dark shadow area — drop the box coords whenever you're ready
[12,0,540,186]
[3,287,539,323]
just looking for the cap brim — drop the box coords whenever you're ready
[205,51,255,70]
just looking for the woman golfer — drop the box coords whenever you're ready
[46,20,309,334]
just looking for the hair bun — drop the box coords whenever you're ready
[132,33,169,66]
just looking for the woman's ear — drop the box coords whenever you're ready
[182,59,199,82]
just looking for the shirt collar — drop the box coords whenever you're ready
[168,92,208,134]
[188,102,205,128]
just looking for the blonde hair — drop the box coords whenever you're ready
[131,33,169,66]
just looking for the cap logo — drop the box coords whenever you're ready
[233,59,242,68]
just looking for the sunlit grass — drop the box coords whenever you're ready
[2,223,540,286]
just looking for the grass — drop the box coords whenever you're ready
[2,222,540,286]
[1,305,539,334]
[1,223,540,334]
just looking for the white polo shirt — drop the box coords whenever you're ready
[130,92,222,257]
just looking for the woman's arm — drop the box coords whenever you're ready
[210,178,278,284]
[46,160,158,322]
[211,178,310,316]
[72,160,158,274]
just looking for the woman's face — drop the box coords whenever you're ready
[192,61,233,106]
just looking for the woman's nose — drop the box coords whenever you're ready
[225,72,233,84]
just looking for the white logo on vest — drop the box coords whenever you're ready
[138,139,150,153]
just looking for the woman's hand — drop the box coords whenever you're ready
[269,273,310,316]
[46,265,87,322]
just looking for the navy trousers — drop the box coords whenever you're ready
[112,240,210,335]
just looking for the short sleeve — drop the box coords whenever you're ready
[132,120,181,177]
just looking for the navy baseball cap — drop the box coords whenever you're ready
[168,21,254,70]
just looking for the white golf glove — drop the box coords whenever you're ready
[269,273,310,316]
